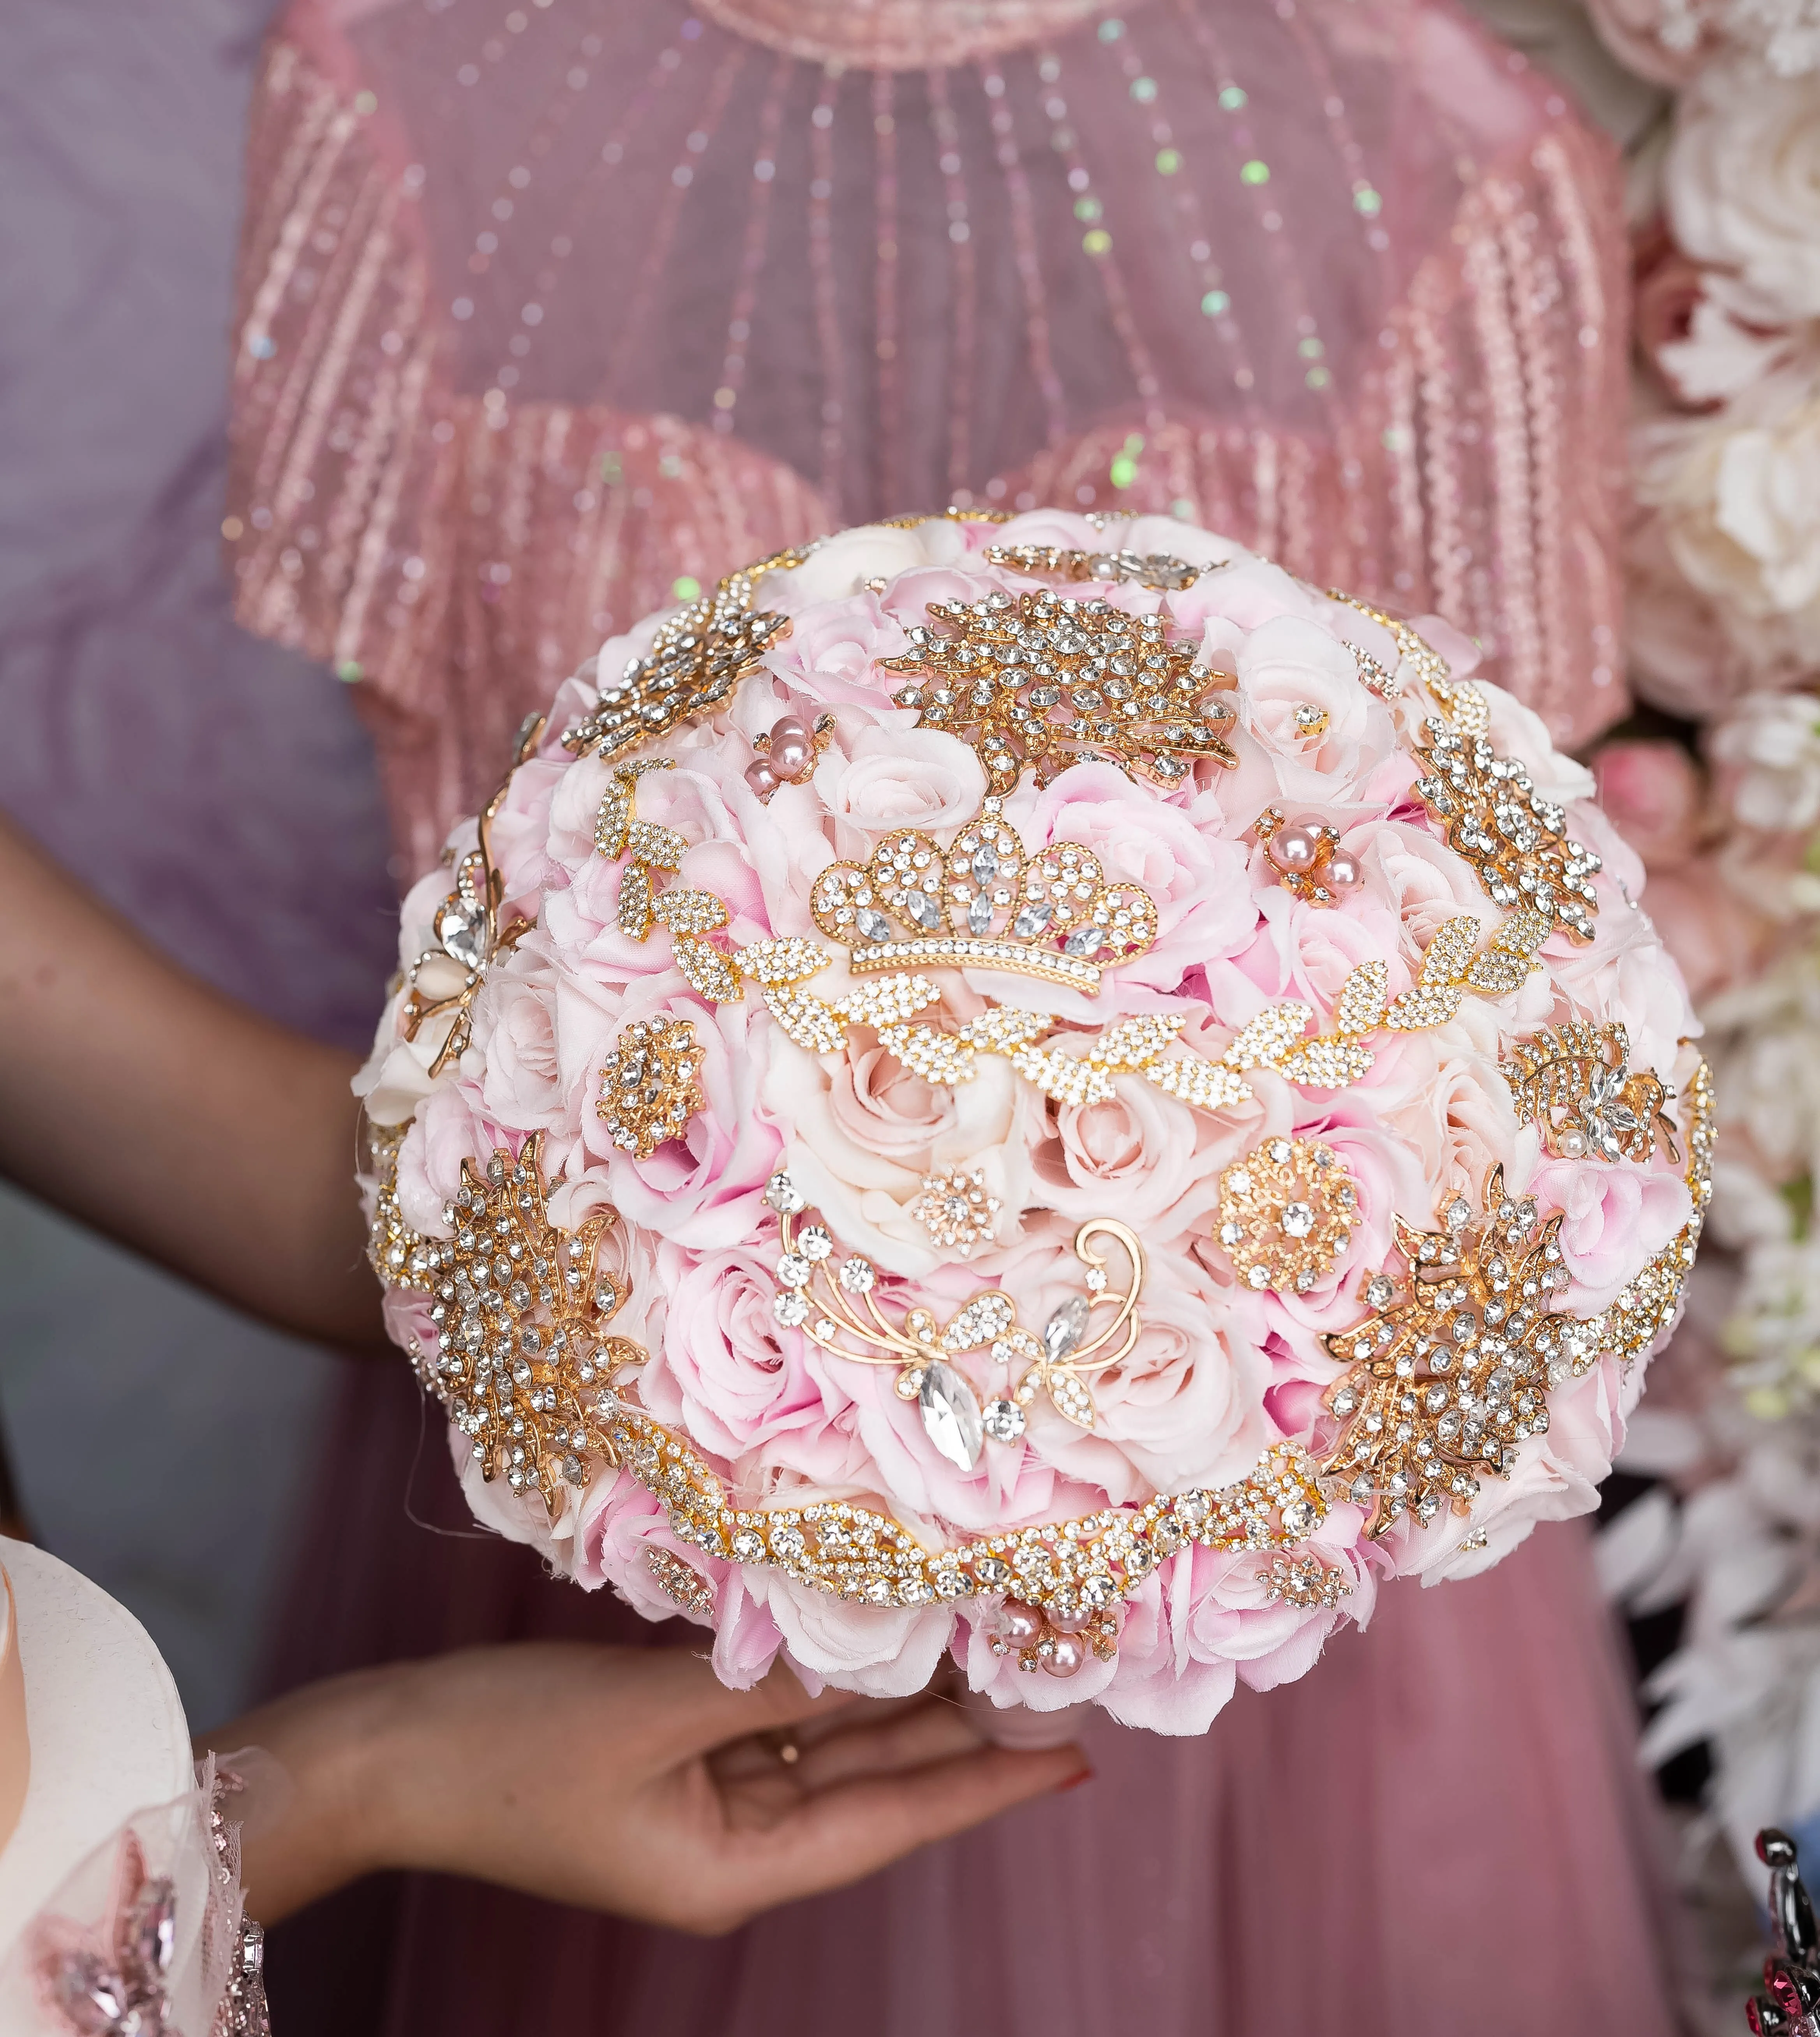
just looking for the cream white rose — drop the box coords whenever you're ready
[1667,60,1820,324]
[1710,690,1820,832]
[1633,370,1820,685]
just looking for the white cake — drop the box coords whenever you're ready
[0,1538,195,1958]
[0,1538,268,2032]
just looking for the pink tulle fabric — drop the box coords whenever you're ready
[231,1,1685,2027]
[226,0,1631,877]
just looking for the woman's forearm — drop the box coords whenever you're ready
[0,813,386,1347]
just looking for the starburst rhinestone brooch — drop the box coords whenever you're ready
[909,1166,1003,1259]
[1320,1169,1572,1536]
[1217,1139,1360,1294]
[416,1135,640,1515]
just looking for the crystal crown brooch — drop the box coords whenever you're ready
[808,797,1158,996]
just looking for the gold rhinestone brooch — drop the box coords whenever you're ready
[1501,1020,1679,1164]
[598,1017,704,1159]
[1217,1138,1360,1295]
[882,586,1237,792]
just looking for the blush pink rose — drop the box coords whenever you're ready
[1042,1246,1277,1501]
[640,1242,865,1479]
[1592,742,1705,870]
[573,1475,789,1688]
[759,588,909,701]
[575,983,782,1252]
[764,1031,1036,1279]
[817,723,989,844]
[1236,615,1400,805]
[1029,1056,1249,1245]
[467,944,566,1136]
[753,1570,956,1700]
[1534,1156,1695,1312]
[395,1085,499,1235]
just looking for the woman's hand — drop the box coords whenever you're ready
[206,1643,1088,1932]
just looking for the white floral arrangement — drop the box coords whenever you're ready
[355,511,1708,1730]
[1537,0,1820,1881]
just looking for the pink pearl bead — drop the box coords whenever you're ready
[744,759,779,801]
[765,714,813,779]
[999,1598,1045,1649]
[1266,824,1319,875]
[1325,848,1362,890]
[1048,1604,1093,1633]
[1042,1631,1086,1677]
[769,733,814,779]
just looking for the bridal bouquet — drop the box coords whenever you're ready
[355,510,1710,1731]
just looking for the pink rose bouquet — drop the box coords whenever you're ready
[357,511,1711,1733]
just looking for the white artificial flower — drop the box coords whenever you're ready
[1704,949,1820,1202]
[1724,1235,1820,1415]
[1587,0,1820,83]
[1709,691,1820,833]
[1621,1422,1820,1880]
[1656,285,1803,406]
[1631,370,1820,691]
[1667,59,1820,323]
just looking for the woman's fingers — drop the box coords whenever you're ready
[710,1693,980,1796]
[643,1650,859,1761]
[776,1695,985,1794]
[691,1743,1089,1929]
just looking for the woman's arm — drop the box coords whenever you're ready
[205,1645,1088,1932]
[0,813,386,1347]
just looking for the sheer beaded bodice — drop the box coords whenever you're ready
[229,0,1630,872]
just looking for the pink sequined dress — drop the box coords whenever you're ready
[229,1,1687,2029]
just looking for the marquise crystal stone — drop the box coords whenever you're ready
[1044,1294,1090,1362]
[919,1360,985,1471]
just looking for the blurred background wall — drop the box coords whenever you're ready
[0,0,398,1728]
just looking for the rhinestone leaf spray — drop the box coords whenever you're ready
[1411,682,1602,943]
[562,543,815,761]
[882,587,1238,791]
